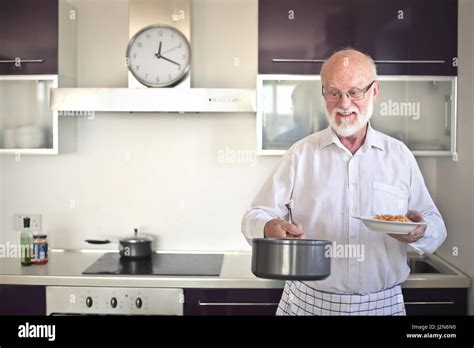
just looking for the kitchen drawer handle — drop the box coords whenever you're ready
[272,58,445,64]
[405,301,455,305]
[0,59,45,64]
[198,301,279,306]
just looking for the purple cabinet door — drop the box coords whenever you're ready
[403,288,467,316]
[0,0,58,74]
[0,285,46,315]
[184,289,283,316]
[259,0,457,75]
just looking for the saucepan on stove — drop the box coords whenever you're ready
[252,238,332,280]
[85,228,153,260]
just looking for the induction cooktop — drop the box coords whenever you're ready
[83,253,224,276]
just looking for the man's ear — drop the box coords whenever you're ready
[372,81,380,102]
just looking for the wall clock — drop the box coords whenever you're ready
[126,24,191,87]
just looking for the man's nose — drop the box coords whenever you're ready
[338,93,352,109]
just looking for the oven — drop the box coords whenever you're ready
[46,286,184,315]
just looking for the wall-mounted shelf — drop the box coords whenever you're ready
[50,88,256,113]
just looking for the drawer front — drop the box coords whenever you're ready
[184,289,283,316]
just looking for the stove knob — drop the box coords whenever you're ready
[111,297,118,308]
[86,297,93,308]
[135,297,143,309]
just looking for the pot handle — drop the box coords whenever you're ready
[85,239,111,245]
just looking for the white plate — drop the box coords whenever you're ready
[351,216,426,234]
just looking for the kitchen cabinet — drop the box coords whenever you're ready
[0,0,58,75]
[257,75,457,159]
[0,0,77,155]
[184,289,282,316]
[259,0,457,75]
[403,288,467,316]
[0,285,46,315]
[0,75,59,154]
[184,287,467,316]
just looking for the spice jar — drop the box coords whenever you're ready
[33,233,48,265]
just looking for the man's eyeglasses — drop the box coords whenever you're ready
[322,80,376,101]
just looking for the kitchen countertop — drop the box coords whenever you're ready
[0,250,470,289]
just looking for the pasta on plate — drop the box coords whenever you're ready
[373,214,412,223]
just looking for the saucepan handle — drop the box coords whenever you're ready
[84,239,111,244]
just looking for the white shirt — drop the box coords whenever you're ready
[242,125,447,294]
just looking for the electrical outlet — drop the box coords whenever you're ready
[13,214,42,232]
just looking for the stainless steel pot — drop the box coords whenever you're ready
[118,229,153,259]
[85,228,153,260]
[251,238,332,280]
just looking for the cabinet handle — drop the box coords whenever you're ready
[272,59,325,63]
[272,58,445,64]
[405,301,455,305]
[444,100,449,129]
[0,59,45,63]
[198,301,279,306]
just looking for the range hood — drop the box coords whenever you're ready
[51,88,256,113]
[50,0,256,114]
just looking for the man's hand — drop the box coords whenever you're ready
[389,210,426,243]
[264,219,304,239]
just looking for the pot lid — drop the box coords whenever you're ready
[120,229,153,244]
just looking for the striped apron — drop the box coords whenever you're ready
[276,281,406,316]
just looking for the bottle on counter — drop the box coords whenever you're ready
[33,233,48,265]
[20,217,33,266]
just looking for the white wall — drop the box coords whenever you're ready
[435,0,474,314]
[0,0,278,252]
[0,0,443,254]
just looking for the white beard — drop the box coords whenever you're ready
[326,96,374,137]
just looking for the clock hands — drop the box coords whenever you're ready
[159,55,181,67]
[154,41,162,59]
[161,44,180,55]
[154,42,181,68]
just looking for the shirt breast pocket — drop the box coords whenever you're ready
[372,181,408,215]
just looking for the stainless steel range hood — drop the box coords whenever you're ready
[51,88,256,113]
[50,0,256,114]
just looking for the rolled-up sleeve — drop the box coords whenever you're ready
[407,152,447,254]
[241,149,297,244]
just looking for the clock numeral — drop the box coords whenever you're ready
[146,34,151,39]
[156,77,160,82]
[178,65,182,71]
[234,57,240,67]
[158,30,163,37]
[179,43,182,48]
[133,53,137,59]
[136,65,140,71]
[137,42,143,48]
[145,73,148,79]
[182,54,186,60]
[168,74,172,80]
[171,34,174,40]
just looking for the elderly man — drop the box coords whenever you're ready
[242,49,447,316]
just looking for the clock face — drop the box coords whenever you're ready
[126,24,191,87]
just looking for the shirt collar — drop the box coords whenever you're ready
[319,123,385,152]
